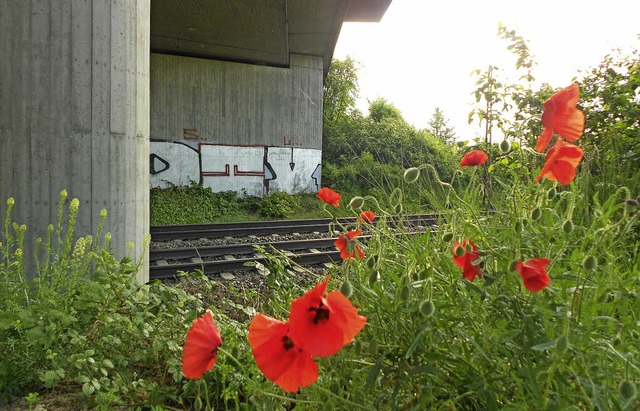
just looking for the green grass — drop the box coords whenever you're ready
[150,183,402,225]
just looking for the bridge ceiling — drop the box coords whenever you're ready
[150,0,391,73]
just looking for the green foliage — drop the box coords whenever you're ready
[150,181,253,225]
[427,107,457,145]
[0,193,258,409]
[368,97,403,123]
[257,191,300,219]
[323,56,361,125]
[322,61,457,207]
[579,48,640,196]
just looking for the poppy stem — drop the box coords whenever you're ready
[312,385,376,410]
[218,347,245,372]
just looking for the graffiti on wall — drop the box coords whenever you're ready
[150,140,321,196]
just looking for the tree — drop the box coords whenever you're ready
[427,107,456,145]
[368,98,403,123]
[323,56,360,124]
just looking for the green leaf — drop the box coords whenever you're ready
[405,328,430,360]
[82,382,95,396]
[365,358,383,390]
[531,341,556,351]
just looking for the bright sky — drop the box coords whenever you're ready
[333,0,640,141]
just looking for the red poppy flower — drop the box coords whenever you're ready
[248,313,318,393]
[316,187,341,207]
[534,140,584,185]
[334,229,364,260]
[460,150,489,166]
[452,240,482,281]
[535,83,585,152]
[515,258,551,293]
[288,275,367,357]
[182,311,222,379]
[359,210,375,224]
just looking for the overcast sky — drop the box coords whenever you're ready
[333,0,639,141]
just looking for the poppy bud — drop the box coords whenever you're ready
[419,300,436,318]
[547,188,557,200]
[613,337,621,346]
[563,220,574,234]
[412,270,421,281]
[514,220,523,233]
[194,397,203,411]
[625,199,638,213]
[340,281,354,298]
[509,260,519,271]
[442,232,453,242]
[596,289,613,303]
[418,268,430,280]
[582,255,597,271]
[398,284,410,301]
[465,243,473,253]
[618,381,636,401]
[368,270,380,286]
[366,256,377,269]
[394,203,403,214]
[369,340,378,356]
[403,167,420,184]
[349,196,365,209]
[555,335,569,353]
[454,246,465,257]
[531,207,542,221]
[500,139,510,153]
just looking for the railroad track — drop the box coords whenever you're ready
[149,214,440,280]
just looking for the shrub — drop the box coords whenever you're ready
[257,191,300,219]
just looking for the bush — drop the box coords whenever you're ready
[0,191,256,409]
[257,191,300,219]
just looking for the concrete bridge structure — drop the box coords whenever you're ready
[0,0,391,283]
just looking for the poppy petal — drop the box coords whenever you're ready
[289,290,345,357]
[460,150,489,166]
[182,311,222,379]
[359,211,375,223]
[535,141,583,185]
[535,127,554,152]
[552,160,578,185]
[538,83,585,149]
[325,291,367,345]
[515,258,551,292]
[554,109,586,142]
[317,187,341,207]
[274,349,318,393]
[248,314,318,392]
[335,230,364,260]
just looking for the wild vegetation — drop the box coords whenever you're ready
[1,28,639,410]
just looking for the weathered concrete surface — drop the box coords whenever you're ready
[150,53,323,149]
[0,1,150,283]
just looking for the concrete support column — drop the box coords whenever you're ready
[0,0,150,282]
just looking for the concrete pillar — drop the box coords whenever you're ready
[0,0,150,283]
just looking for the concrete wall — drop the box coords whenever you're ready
[150,53,323,149]
[149,53,324,196]
[150,141,322,196]
[0,1,150,283]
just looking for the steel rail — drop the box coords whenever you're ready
[150,236,339,262]
[150,250,340,280]
[150,213,440,242]
[149,231,429,280]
